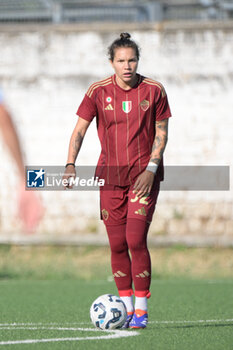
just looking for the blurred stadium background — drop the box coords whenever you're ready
[0,0,232,248]
[0,0,233,23]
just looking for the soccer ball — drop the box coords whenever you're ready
[90,294,127,330]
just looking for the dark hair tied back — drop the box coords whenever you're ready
[108,32,140,61]
[120,32,131,40]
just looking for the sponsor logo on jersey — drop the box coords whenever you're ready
[101,209,109,221]
[122,101,132,113]
[106,96,112,103]
[140,99,150,111]
[105,103,114,110]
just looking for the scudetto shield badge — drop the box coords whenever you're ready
[140,99,150,111]
[122,101,132,113]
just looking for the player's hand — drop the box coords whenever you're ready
[62,165,76,189]
[133,170,155,198]
[18,182,44,233]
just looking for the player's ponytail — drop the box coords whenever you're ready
[120,32,131,40]
[108,33,140,61]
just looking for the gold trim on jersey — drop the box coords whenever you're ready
[137,86,141,172]
[143,78,166,98]
[86,77,112,98]
[102,90,110,184]
[113,86,121,186]
[125,92,132,185]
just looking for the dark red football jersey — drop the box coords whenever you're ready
[77,74,172,185]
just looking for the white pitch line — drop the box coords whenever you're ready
[0,319,232,345]
[1,318,233,329]
[0,329,138,346]
[0,327,100,331]
[0,322,90,327]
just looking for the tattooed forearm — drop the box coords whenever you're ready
[72,131,83,159]
[150,119,169,165]
[152,135,162,150]
[66,118,90,165]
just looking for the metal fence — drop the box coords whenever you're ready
[0,0,232,23]
[163,0,233,21]
[0,0,52,22]
[52,2,163,23]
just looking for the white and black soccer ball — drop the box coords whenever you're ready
[90,294,127,330]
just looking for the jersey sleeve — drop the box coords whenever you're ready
[155,85,172,121]
[76,93,97,122]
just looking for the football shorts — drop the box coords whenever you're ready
[100,179,160,225]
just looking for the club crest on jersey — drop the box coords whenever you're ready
[122,101,132,113]
[140,99,150,111]
[101,209,109,221]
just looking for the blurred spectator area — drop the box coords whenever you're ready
[0,0,233,23]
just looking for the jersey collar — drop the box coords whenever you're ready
[112,74,142,92]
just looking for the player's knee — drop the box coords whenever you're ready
[126,218,149,252]
[109,240,128,255]
[105,224,128,254]
[127,237,146,252]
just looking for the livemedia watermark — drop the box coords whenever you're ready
[26,166,105,191]
[25,165,230,191]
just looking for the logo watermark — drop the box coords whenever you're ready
[25,166,230,191]
[27,169,45,188]
[26,166,105,191]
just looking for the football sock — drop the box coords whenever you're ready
[105,223,132,291]
[134,297,148,312]
[120,296,134,313]
[126,218,151,291]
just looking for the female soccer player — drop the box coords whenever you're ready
[63,33,171,328]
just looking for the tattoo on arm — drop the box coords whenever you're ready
[156,121,168,132]
[152,135,161,151]
[150,119,169,165]
[72,131,83,159]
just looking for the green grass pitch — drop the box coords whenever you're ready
[0,278,232,349]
